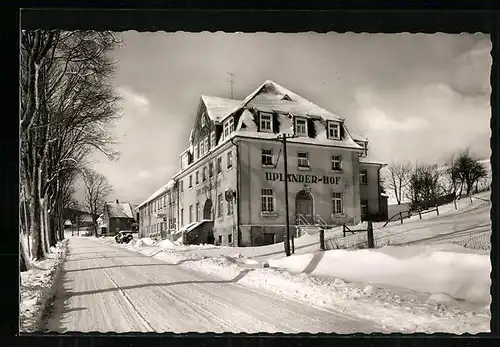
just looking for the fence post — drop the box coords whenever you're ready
[367,221,374,249]
[469,196,473,204]
[435,204,440,216]
[283,235,289,255]
[399,212,403,224]
[319,229,325,251]
[291,234,295,254]
[454,199,457,210]
[418,209,422,219]
[342,224,346,238]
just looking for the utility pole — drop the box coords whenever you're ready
[282,134,291,256]
[227,72,235,99]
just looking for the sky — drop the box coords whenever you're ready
[81,32,492,206]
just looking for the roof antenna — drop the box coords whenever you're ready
[227,72,235,99]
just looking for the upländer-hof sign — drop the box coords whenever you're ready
[265,172,341,185]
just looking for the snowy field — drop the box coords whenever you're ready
[95,191,492,333]
[20,239,68,332]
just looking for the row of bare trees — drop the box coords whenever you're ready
[386,149,488,208]
[20,30,122,271]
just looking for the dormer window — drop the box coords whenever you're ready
[260,112,273,132]
[295,117,307,136]
[200,139,205,157]
[327,121,340,140]
[194,144,199,161]
[204,137,209,153]
[223,117,234,140]
[201,112,206,128]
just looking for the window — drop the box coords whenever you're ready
[189,175,192,188]
[209,161,214,177]
[223,117,234,139]
[228,234,233,244]
[360,169,368,184]
[298,152,309,168]
[295,117,307,136]
[196,202,200,221]
[332,192,343,214]
[210,131,216,149]
[200,139,205,157]
[227,151,233,169]
[328,122,340,139]
[195,171,199,185]
[260,112,273,132]
[218,235,222,244]
[204,137,209,153]
[202,167,207,181]
[189,205,193,223]
[180,180,184,193]
[181,208,184,225]
[361,200,368,216]
[261,149,273,166]
[201,113,206,128]
[331,155,342,171]
[227,199,234,215]
[194,145,198,161]
[217,157,223,173]
[261,189,275,213]
[217,194,224,217]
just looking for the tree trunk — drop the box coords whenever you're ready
[29,178,43,261]
[20,233,33,272]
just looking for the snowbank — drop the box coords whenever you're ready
[178,254,490,333]
[20,239,69,332]
[268,244,491,306]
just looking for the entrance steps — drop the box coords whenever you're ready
[297,225,324,236]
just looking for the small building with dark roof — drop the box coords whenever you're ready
[101,199,137,236]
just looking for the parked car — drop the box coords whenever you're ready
[115,231,134,244]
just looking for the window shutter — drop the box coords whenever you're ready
[307,119,316,138]
[340,122,345,139]
[252,111,260,132]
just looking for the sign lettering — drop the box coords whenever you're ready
[196,180,219,196]
[265,172,341,185]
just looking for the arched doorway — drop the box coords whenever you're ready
[296,190,314,224]
[203,199,213,220]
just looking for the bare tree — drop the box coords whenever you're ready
[20,30,121,261]
[386,162,412,205]
[450,149,488,197]
[82,169,113,236]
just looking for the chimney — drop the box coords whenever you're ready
[115,199,119,203]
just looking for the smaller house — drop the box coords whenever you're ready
[101,199,136,236]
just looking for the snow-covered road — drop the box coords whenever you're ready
[44,237,384,333]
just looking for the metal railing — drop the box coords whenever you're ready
[316,214,328,229]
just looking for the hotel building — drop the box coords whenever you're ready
[137,80,386,246]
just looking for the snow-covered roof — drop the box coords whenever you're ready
[136,180,176,209]
[359,152,386,166]
[236,80,342,122]
[234,109,363,150]
[200,95,242,122]
[106,202,134,219]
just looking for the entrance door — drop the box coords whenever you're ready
[203,199,213,220]
[296,190,314,224]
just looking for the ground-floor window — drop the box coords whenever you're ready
[196,202,200,221]
[180,208,184,226]
[189,205,193,223]
[218,235,222,244]
[227,200,234,215]
[217,194,224,217]
[361,199,368,216]
[332,192,343,214]
[261,189,275,213]
[228,234,232,244]
[263,233,275,245]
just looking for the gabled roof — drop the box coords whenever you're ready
[105,202,135,219]
[200,95,242,122]
[237,80,343,122]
